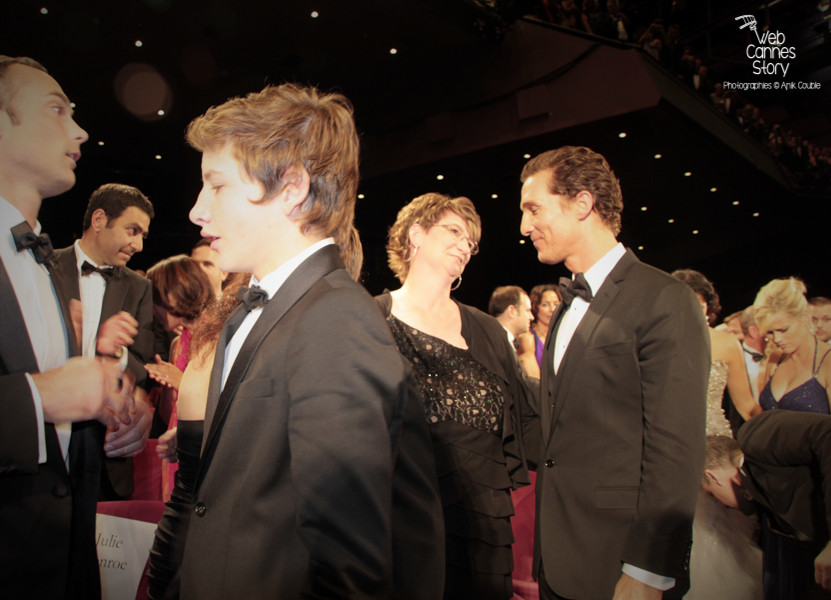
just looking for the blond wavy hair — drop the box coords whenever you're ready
[753,276,809,331]
[386,192,481,284]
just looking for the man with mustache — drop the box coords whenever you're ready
[53,182,156,498]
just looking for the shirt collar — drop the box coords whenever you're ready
[250,237,335,300]
[0,196,43,253]
[581,242,626,295]
[74,239,99,271]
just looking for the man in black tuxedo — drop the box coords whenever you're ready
[519,146,710,599]
[177,83,444,599]
[0,55,136,599]
[704,410,831,598]
[52,182,156,498]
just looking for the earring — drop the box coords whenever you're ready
[451,276,462,291]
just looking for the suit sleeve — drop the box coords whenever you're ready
[126,276,154,389]
[0,374,40,474]
[287,286,400,598]
[621,281,710,577]
[740,410,831,535]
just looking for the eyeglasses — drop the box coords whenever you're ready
[436,224,479,255]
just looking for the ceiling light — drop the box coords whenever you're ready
[98,141,105,146]
[40,7,48,14]
[618,132,627,138]
[640,206,647,211]
[753,212,760,217]
[653,153,662,159]
[519,240,526,245]
[732,201,740,206]
[523,153,531,159]
[692,229,699,234]
[389,48,398,55]
[436,174,444,180]
[667,218,675,223]
[310,11,319,18]
[683,171,692,177]
[70,102,76,109]
[157,109,165,116]
[155,154,162,160]
[637,245,644,250]
[491,193,498,199]
[709,187,717,192]
[357,194,365,199]
[135,40,143,47]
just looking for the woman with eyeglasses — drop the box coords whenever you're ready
[376,193,533,600]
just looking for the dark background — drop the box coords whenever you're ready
[4,0,829,316]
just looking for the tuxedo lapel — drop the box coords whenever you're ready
[540,302,566,442]
[195,245,343,491]
[49,248,82,356]
[99,269,128,325]
[0,258,39,374]
[546,250,638,444]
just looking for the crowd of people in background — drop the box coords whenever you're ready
[528,0,831,190]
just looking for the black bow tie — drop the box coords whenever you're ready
[559,273,593,306]
[81,260,115,282]
[11,221,54,265]
[237,285,269,312]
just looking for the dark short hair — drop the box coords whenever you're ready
[488,285,527,317]
[521,146,623,236]
[82,183,154,231]
[672,269,721,325]
[808,296,831,308]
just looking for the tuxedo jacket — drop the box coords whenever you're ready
[0,256,103,599]
[739,410,831,545]
[179,245,444,600]
[534,249,710,599]
[52,245,154,498]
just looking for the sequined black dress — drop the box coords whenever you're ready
[377,294,531,600]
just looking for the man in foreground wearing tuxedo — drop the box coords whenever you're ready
[519,146,710,599]
[179,83,444,599]
[53,182,156,498]
[0,55,136,599]
[704,411,831,598]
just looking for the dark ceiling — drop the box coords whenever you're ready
[4,0,830,315]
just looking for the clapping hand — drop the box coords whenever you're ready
[146,354,183,390]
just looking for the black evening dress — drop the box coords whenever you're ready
[385,311,526,600]
[147,420,203,600]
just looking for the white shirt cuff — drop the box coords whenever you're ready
[25,373,47,464]
[622,563,675,591]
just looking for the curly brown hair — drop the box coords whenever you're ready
[386,192,481,284]
[188,272,249,367]
[671,269,722,326]
[521,146,623,236]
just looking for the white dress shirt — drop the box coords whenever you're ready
[74,240,107,358]
[0,197,70,465]
[221,238,335,390]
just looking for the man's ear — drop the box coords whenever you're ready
[572,190,595,221]
[91,208,109,232]
[703,469,720,490]
[280,166,311,217]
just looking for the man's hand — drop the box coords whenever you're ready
[156,427,178,463]
[613,573,663,600]
[104,394,152,458]
[97,311,139,357]
[815,541,831,591]
[32,357,135,427]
